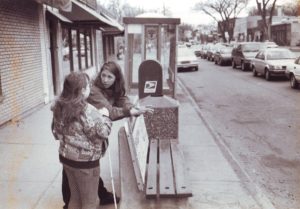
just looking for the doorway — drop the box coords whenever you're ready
[48,19,59,95]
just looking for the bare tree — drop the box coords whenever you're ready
[282,0,300,16]
[121,3,145,17]
[193,0,248,42]
[161,3,172,17]
[255,0,277,41]
[105,0,122,21]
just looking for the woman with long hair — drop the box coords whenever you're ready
[62,61,153,208]
[52,72,112,209]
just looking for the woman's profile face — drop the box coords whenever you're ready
[101,69,116,89]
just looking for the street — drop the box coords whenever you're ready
[178,56,300,209]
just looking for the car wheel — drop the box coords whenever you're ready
[252,66,257,77]
[241,61,246,71]
[290,74,298,89]
[232,60,236,69]
[218,58,222,66]
[265,69,271,81]
[195,67,199,71]
[214,58,218,64]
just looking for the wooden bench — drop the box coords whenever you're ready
[118,122,192,199]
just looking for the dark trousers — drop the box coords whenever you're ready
[62,169,109,207]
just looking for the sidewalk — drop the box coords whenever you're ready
[0,84,271,209]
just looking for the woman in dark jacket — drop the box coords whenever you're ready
[62,61,153,208]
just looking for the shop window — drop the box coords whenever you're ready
[79,29,93,70]
[62,28,93,72]
[71,29,80,71]
[62,27,71,76]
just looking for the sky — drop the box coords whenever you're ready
[100,0,293,26]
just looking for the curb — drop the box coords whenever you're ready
[177,77,276,209]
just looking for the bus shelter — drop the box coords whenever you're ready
[123,14,180,98]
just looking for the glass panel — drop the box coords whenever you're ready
[80,31,86,69]
[86,33,91,67]
[61,27,71,77]
[167,25,176,84]
[145,26,158,60]
[132,33,142,83]
[161,25,170,83]
[71,29,79,71]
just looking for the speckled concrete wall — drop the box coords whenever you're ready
[138,95,179,140]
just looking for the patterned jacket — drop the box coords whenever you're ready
[52,104,112,169]
[87,86,134,121]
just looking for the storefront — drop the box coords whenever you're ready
[0,0,123,125]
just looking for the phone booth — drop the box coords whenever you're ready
[123,14,180,98]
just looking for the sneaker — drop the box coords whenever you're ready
[100,192,120,205]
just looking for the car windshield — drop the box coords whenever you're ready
[178,47,195,57]
[266,50,296,60]
[220,47,233,53]
[243,43,262,52]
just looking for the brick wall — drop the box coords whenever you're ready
[0,0,45,125]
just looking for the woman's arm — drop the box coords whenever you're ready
[87,87,133,121]
[82,104,112,139]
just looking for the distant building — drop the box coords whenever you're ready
[271,17,300,46]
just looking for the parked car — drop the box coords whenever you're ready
[177,46,199,72]
[231,42,264,71]
[193,44,203,57]
[214,45,233,66]
[206,43,217,61]
[200,44,209,59]
[285,56,300,89]
[262,41,278,48]
[251,48,296,81]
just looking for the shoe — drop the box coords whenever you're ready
[100,192,120,205]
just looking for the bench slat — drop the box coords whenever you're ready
[159,140,176,197]
[170,140,193,197]
[145,139,158,198]
[124,123,144,191]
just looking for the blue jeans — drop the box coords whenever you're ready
[63,164,100,209]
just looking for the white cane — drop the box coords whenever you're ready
[107,145,118,209]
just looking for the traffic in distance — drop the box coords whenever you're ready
[177,41,300,90]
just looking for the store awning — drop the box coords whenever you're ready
[35,0,72,11]
[60,0,123,32]
[46,8,72,23]
[100,12,124,32]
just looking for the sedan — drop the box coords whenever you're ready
[285,56,300,89]
[251,48,296,81]
[193,44,203,57]
[177,46,199,72]
[214,45,233,66]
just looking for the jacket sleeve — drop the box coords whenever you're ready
[82,105,112,140]
[87,88,134,121]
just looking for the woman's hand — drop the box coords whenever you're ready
[130,106,154,116]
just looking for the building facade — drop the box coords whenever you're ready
[0,0,123,125]
[271,20,300,46]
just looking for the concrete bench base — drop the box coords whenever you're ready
[118,127,192,199]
